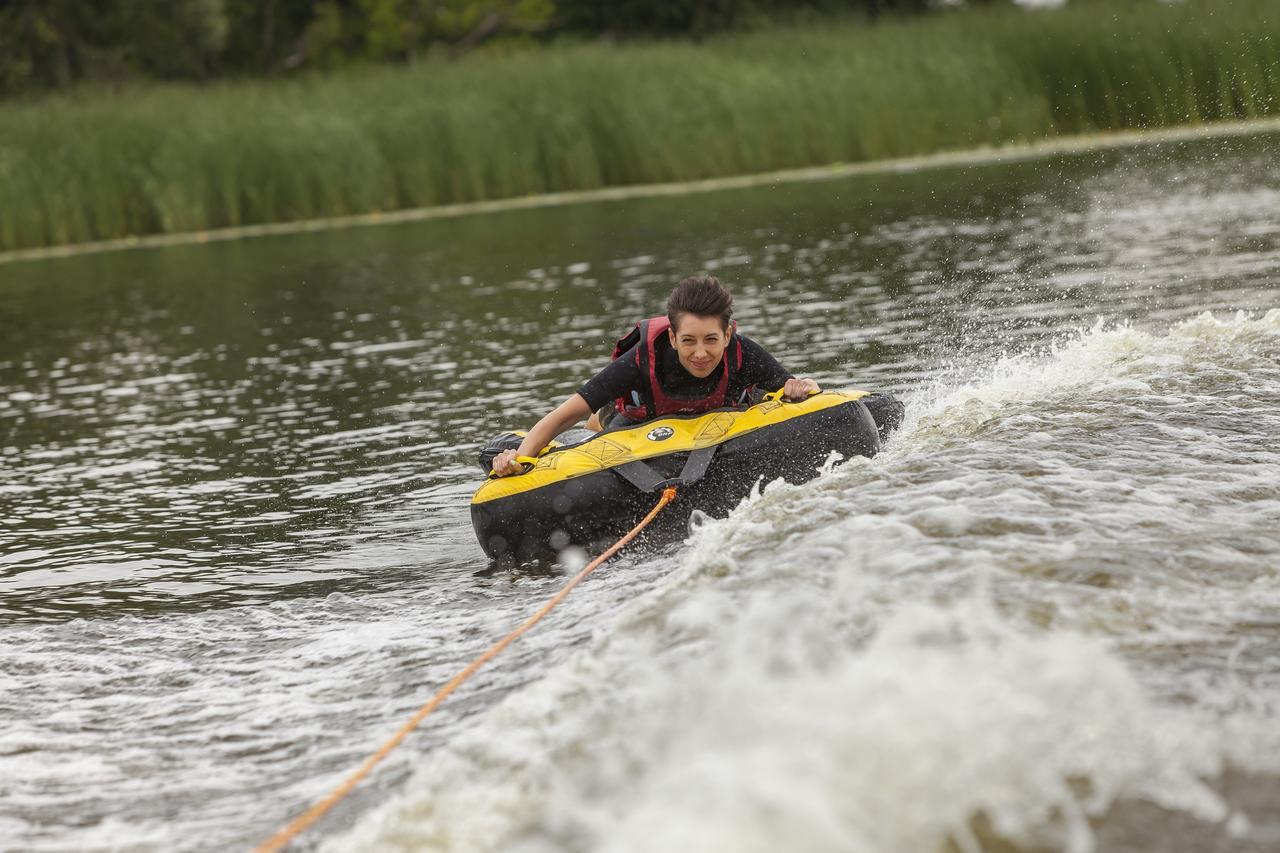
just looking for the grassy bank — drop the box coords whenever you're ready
[2,0,1277,252]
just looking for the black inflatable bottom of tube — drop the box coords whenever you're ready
[472,394,903,564]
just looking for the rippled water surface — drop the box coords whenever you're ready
[2,133,1279,852]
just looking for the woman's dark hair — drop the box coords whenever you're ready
[667,274,734,332]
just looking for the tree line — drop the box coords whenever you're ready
[0,0,955,96]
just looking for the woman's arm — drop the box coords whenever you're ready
[738,336,821,400]
[491,393,592,476]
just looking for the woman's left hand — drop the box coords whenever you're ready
[782,377,821,401]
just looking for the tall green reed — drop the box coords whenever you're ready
[1,0,1276,251]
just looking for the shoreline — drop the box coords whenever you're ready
[3,115,1279,268]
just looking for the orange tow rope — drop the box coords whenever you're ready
[256,486,679,853]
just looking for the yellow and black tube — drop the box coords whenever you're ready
[471,389,902,563]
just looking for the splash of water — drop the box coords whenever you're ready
[331,311,1280,852]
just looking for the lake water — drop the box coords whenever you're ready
[2,131,1278,852]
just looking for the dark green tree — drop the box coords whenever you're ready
[0,0,229,93]
[0,0,944,96]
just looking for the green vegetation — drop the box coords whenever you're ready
[1,0,1277,252]
[0,0,933,93]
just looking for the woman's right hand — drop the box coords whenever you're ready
[490,394,589,477]
[491,449,526,477]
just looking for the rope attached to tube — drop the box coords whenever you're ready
[255,485,680,853]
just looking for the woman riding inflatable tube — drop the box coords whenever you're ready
[491,275,820,477]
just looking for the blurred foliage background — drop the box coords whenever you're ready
[1,0,1276,252]
[0,0,945,96]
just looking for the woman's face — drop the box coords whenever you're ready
[669,313,729,378]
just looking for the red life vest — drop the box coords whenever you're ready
[611,316,744,421]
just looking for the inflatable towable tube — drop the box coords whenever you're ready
[471,389,904,563]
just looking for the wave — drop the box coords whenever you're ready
[901,309,1280,450]
[331,311,1280,853]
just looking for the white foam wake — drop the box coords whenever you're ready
[889,308,1279,463]
[330,310,1280,853]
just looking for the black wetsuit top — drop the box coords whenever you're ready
[576,334,793,415]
